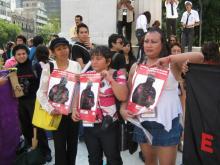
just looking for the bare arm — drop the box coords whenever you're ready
[150,52,204,78]
[76,58,85,69]
[101,70,128,101]
[125,1,134,10]
[119,63,137,120]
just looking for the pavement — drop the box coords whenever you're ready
[45,140,183,165]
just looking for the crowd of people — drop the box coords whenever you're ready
[0,1,220,165]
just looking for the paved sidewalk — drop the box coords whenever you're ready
[46,140,182,165]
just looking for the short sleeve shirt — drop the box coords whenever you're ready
[181,9,200,26]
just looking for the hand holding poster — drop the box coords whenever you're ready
[127,65,169,117]
[78,73,101,123]
[47,69,76,115]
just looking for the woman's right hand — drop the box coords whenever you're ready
[182,60,189,75]
[120,108,135,120]
[72,109,81,122]
[50,109,61,115]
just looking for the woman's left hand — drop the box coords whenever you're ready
[101,70,114,82]
[150,56,170,69]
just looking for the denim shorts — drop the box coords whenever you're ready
[133,117,183,146]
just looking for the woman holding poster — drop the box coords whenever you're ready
[120,27,203,165]
[37,37,81,165]
[72,46,128,165]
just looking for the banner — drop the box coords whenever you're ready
[47,69,76,115]
[78,73,101,123]
[183,64,220,165]
[127,65,169,117]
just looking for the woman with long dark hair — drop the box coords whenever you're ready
[120,28,203,165]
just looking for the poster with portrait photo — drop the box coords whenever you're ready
[47,69,76,115]
[79,73,101,123]
[127,65,169,117]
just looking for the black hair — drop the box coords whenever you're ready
[6,41,15,50]
[90,45,111,60]
[202,41,220,63]
[12,44,30,56]
[76,23,89,34]
[138,27,169,64]
[75,15,83,21]
[49,37,69,51]
[33,35,44,47]
[16,35,27,44]
[36,45,49,63]
[108,33,124,48]
[123,39,134,58]
[143,11,151,24]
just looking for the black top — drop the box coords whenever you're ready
[71,42,90,64]
[16,59,40,99]
[125,55,137,73]
[110,51,126,70]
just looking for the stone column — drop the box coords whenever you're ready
[61,0,161,45]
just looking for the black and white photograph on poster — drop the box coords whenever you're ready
[128,66,169,117]
[47,70,76,115]
[79,73,101,123]
[80,81,95,110]
[49,77,69,104]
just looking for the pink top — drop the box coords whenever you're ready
[88,70,126,122]
[4,57,17,68]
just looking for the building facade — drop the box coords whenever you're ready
[0,0,11,21]
[44,0,61,20]
[11,11,35,38]
[22,0,48,32]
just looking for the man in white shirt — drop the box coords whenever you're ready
[165,0,179,37]
[181,1,200,52]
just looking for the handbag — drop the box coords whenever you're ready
[32,99,62,130]
[118,120,138,154]
[14,128,45,165]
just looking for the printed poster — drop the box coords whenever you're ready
[127,65,169,117]
[47,69,76,115]
[78,73,101,123]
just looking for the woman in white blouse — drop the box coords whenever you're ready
[135,11,151,46]
[37,37,81,165]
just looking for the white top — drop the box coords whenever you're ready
[37,60,81,114]
[136,14,148,32]
[139,70,182,131]
[165,1,179,19]
[181,9,200,27]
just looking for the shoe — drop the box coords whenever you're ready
[139,151,145,162]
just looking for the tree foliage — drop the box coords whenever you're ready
[37,16,61,44]
[0,19,21,48]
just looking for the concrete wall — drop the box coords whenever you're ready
[61,0,117,45]
[61,0,162,45]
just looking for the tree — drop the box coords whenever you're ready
[0,19,21,49]
[37,17,60,44]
